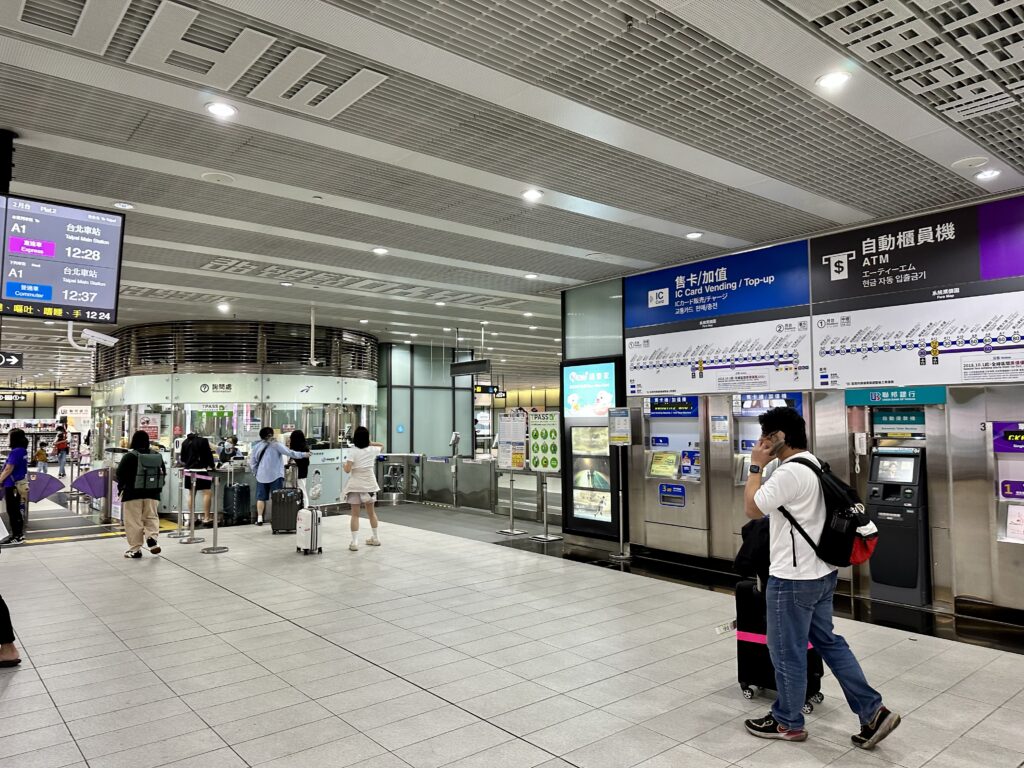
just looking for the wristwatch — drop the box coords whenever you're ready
[748,464,762,474]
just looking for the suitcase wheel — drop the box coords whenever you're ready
[801,702,814,715]
[317,547,322,554]
[810,692,824,704]
[740,685,756,700]
[296,547,300,552]
[271,530,277,535]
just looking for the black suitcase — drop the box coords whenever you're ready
[223,483,251,526]
[736,579,824,713]
[270,488,302,534]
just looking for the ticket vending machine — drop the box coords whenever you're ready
[865,447,930,607]
[637,396,707,556]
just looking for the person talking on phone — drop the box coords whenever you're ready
[742,407,899,750]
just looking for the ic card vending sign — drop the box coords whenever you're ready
[1,196,124,323]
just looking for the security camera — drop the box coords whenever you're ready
[81,328,119,348]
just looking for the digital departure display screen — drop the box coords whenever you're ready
[876,456,915,484]
[1,195,124,324]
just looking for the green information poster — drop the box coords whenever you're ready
[529,412,561,474]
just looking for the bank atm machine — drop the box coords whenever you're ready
[865,447,930,607]
[636,396,708,556]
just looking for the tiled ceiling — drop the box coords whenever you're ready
[0,0,1021,391]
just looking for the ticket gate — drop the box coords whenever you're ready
[374,453,422,504]
[865,447,930,607]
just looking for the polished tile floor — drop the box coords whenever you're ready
[1,516,1022,768]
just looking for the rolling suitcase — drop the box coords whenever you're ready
[223,483,251,526]
[295,508,322,555]
[736,579,825,714]
[270,488,302,534]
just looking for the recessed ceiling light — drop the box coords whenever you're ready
[359,319,369,324]
[217,302,231,313]
[686,232,703,240]
[491,332,498,337]
[443,327,452,332]
[975,168,1001,181]
[205,101,237,119]
[280,282,293,287]
[529,326,538,330]
[610,294,622,299]
[372,247,389,256]
[523,312,533,317]
[403,340,411,344]
[409,333,418,337]
[113,201,134,210]
[435,301,446,306]
[521,189,544,203]
[487,347,493,351]
[524,273,538,280]
[480,321,489,325]
[500,359,507,363]
[815,71,851,90]
[43,320,55,326]
[457,337,466,341]
[553,337,561,341]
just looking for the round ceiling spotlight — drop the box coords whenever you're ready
[200,171,235,184]
[529,325,538,330]
[113,201,134,210]
[217,302,231,313]
[443,327,451,332]
[951,156,989,171]
[372,247,389,256]
[523,312,533,318]
[403,340,411,345]
[43,320,55,326]
[409,333,418,338]
[500,358,507,363]
[975,168,1002,181]
[280,282,293,287]
[205,101,237,119]
[686,232,703,240]
[815,71,851,90]
[521,189,544,203]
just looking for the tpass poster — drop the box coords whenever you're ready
[811,195,1024,388]
[624,241,809,331]
[627,316,812,396]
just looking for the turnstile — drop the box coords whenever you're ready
[423,457,454,506]
[456,457,498,511]
[374,453,423,504]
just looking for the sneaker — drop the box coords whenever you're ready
[256,519,263,526]
[124,549,142,559]
[146,537,161,555]
[745,713,808,742]
[852,706,900,750]
[366,537,381,546]
[349,542,359,551]
[11,536,25,545]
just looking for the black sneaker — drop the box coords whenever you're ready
[11,536,25,545]
[146,537,161,555]
[256,519,263,526]
[124,549,143,559]
[852,706,901,750]
[745,713,807,742]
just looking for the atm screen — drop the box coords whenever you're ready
[876,456,915,484]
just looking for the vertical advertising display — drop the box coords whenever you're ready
[624,241,812,396]
[563,362,616,417]
[811,196,1024,388]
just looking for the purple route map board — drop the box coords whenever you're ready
[1,195,124,324]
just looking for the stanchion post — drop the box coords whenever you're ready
[530,473,563,543]
[498,469,527,536]
[202,474,228,554]
[179,471,206,544]
[167,467,187,538]
[609,444,630,562]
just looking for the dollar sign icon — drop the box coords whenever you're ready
[833,259,846,276]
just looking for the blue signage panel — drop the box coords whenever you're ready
[563,362,617,417]
[658,483,686,507]
[624,240,810,330]
[646,396,699,418]
[731,392,804,418]
[845,386,946,406]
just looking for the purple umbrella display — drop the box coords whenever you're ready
[72,469,111,499]
[26,472,65,502]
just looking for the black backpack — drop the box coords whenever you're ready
[133,450,167,491]
[777,457,870,568]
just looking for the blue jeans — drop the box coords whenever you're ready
[57,452,67,476]
[767,571,882,730]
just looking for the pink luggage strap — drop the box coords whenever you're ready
[737,630,813,649]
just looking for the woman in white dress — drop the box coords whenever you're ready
[343,426,384,551]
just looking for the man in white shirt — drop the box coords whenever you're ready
[742,407,899,750]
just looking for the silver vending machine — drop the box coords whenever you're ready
[632,396,708,556]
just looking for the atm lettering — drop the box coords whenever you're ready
[862,254,889,267]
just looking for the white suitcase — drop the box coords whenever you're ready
[295,508,322,555]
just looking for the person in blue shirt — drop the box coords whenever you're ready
[250,427,309,526]
[0,429,29,544]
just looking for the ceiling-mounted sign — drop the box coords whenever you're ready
[0,351,23,368]
[812,195,1024,389]
[0,393,28,402]
[451,360,490,376]
[1,196,124,324]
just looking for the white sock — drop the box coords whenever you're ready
[371,527,379,541]
[351,531,359,544]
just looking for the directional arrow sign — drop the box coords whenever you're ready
[0,352,23,368]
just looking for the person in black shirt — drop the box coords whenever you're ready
[117,431,163,559]
[289,430,310,507]
[183,435,216,527]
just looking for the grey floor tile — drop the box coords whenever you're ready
[461,681,557,719]
[394,721,512,768]
[562,725,676,768]
[0,740,84,768]
[341,690,448,731]
[523,709,632,756]
[601,684,703,724]
[318,677,422,716]
[490,695,593,736]
[406,658,496,689]
[441,739,552,768]
[685,717,771,765]
[923,734,1024,768]
[365,705,480,751]
[67,697,192,740]
[254,733,387,768]
[295,665,396,699]
[430,668,524,702]
[233,716,356,765]
[86,728,227,768]
[158,747,249,768]
[643,699,746,743]
[0,724,74,761]
[736,738,850,767]
[76,711,208,759]
[534,661,621,694]
[565,673,659,708]
[198,685,311,728]
[57,683,178,722]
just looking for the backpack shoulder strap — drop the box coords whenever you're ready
[777,505,819,553]
[787,456,822,475]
